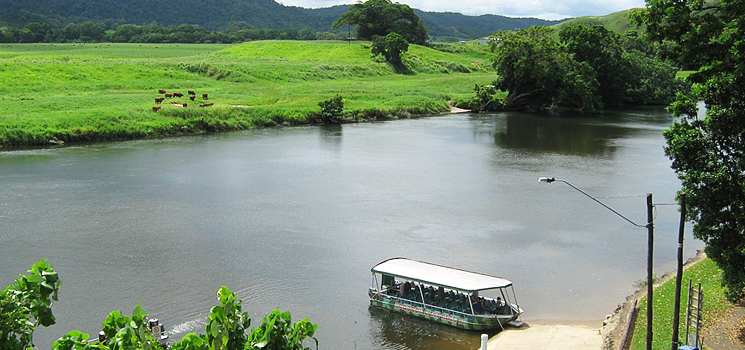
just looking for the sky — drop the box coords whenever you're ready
[278,0,648,20]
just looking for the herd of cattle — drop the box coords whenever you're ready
[152,89,214,112]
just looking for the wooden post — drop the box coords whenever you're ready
[672,193,686,350]
[646,193,654,350]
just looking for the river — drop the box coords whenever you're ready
[0,109,704,350]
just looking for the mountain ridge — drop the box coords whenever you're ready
[0,0,567,39]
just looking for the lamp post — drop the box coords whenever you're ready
[539,177,654,350]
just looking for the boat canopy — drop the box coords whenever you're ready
[371,258,513,293]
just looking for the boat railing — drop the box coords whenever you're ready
[370,287,515,318]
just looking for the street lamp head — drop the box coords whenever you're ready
[538,177,556,183]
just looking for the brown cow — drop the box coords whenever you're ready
[158,89,166,94]
[199,103,214,107]
[173,92,184,97]
[188,90,196,95]
[190,95,196,101]
[182,103,188,107]
[152,106,162,112]
[165,93,173,98]
[202,93,209,100]
[155,97,165,104]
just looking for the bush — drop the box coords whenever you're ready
[315,94,344,124]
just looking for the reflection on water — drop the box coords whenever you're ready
[0,110,704,350]
[470,110,669,157]
[368,307,492,350]
[319,124,343,151]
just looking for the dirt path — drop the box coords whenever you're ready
[704,303,745,350]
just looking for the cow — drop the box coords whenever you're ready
[152,106,162,112]
[188,90,196,95]
[155,97,165,104]
[158,89,166,94]
[165,93,173,98]
[173,92,184,98]
[182,103,188,107]
[199,103,214,107]
[202,93,209,100]
[190,95,196,101]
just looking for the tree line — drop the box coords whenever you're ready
[466,24,690,112]
[0,21,345,44]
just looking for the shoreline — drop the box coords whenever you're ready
[600,250,708,350]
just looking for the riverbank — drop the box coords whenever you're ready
[599,251,741,350]
[0,41,496,147]
[483,251,735,350]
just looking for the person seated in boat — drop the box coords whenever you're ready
[387,280,401,295]
[471,292,484,314]
[400,281,411,297]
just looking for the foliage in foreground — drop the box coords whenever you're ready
[631,0,745,302]
[0,259,61,350]
[1,259,317,350]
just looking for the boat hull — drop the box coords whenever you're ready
[369,291,518,331]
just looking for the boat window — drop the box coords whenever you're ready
[381,274,394,288]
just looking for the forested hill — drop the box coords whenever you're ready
[0,0,565,39]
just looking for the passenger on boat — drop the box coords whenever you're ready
[471,292,484,314]
[401,281,411,296]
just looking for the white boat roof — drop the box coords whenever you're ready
[371,258,513,292]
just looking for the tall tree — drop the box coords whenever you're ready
[631,0,745,301]
[559,25,631,106]
[491,26,601,112]
[331,0,428,45]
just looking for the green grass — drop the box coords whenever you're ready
[0,41,496,146]
[629,258,732,350]
[551,9,642,35]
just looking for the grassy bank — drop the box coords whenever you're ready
[629,258,732,350]
[0,41,496,146]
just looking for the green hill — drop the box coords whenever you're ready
[0,0,566,40]
[0,41,497,146]
[551,9,642,34]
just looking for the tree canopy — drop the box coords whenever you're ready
[491,26,601,112]
[487,25,688,112]
[371,32,409,66]
[332,0,428,45]
[631,0,745,302]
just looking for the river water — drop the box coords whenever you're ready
[1,110,703,350]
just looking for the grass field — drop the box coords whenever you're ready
[629,258,732,350]
[0,41,496,146]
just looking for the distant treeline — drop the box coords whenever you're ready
[0,0,564,41]
[0,21,346,44]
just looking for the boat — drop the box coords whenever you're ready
[368,258,524,331]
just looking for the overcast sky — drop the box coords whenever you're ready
[279,0,647,20]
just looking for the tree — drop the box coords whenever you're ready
[24,22,50,42]
[631,0,745,301]
[559,25,632,106]
[371,32,409,66]
[331,0,428,45]
[491,26,601,112]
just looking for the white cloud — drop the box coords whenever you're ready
[279,0,647,20]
